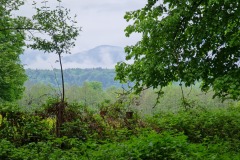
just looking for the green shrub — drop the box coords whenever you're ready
[0,139,14,159]
[148,106,240,143]
[0,104,52,145]
[86,131,189,160]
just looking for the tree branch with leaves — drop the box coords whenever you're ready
[116,0,240,102]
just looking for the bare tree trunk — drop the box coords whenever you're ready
[56,102,65,137]
[56,53,66,137]
[58,53,65,102]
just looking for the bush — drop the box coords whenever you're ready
[148,106,240,143]
[86,131,189,159]
[0,103,52,145]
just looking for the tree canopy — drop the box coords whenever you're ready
[0,31,27,101]
[115,0,240,100]
[0,0,27,102]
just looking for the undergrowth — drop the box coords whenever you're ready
[0,101,240,159]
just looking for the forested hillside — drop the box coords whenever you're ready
[25,68,122,89]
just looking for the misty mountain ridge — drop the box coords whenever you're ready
[20,45,126,69]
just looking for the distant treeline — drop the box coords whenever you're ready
[25,68,123,88]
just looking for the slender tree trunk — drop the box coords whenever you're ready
[56,102,65,137]
[58,52,65,102]
[56,52,66,137]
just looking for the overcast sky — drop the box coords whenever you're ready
[21,0,147,53]
[18,0,148,69]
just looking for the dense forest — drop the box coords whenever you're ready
[25,68,122,89]
[1,0,240,159]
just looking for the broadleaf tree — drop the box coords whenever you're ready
[0,0,27,102]
[28,0,80,137]
[29,1,80,137]
[115,0,240,100]
[29,0,80,103]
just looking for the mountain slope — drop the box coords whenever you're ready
[20,45,126,69]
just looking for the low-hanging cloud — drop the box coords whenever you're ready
[19,0,147,69]
[21,45,128,69]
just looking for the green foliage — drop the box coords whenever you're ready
[18,82,121,111]
[18,81,234,117]
[87,131,189,160]
[25,68,123,89]
[18,83,58,111]
[148,106,240,144]
[0,139,15,159]
[139,84,233,114]
[0,103,52,146]
[115,0,240,100]
[0,0,27,102]
[1,100,240,159]
[0,138,89,160]
[29,0,79,55]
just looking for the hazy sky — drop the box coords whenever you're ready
[19,0,148,69]
[22,0,147,53]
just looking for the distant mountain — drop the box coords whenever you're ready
[20,45,126,69]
